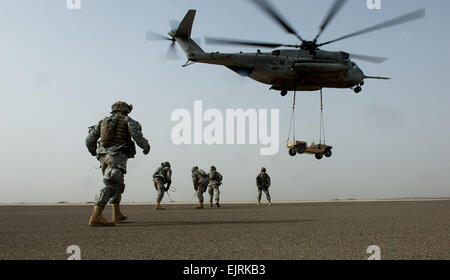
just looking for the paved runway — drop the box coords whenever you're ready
[0,200,449,260]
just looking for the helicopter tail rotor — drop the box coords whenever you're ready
[145,29,180,60]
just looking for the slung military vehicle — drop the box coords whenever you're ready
[287,140,333,160]
[147,0,424,96]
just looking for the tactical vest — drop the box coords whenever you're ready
[100,114,131,147]
[257,174,270,188]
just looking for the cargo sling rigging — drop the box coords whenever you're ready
[287,88,326,144]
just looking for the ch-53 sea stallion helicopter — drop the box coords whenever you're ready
[147,0,424,96]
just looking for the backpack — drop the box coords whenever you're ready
[100,115,120,147]
[153,166,163,178]
[198,169,207,178]
[196,169,209,185]
[216,172,223,182]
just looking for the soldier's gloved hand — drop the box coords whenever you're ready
[164,186,170,192]
[143,146,150,155]
[166,181,172,188]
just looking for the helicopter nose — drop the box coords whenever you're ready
[358,69,365,80]
[354,66,365,81]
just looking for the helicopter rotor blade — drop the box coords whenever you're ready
[250,0,304,42]
[313,0,347,42]
[350,53,388,64]
[318,9,425,47]
[166,41,179,60]
[146,30,171,41]
[205,37,298,49]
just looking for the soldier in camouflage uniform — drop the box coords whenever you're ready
[86,101,150,226]
[191,166,209,209]
[207,166,223,208]
[256,167,272,207]
[152,162,172,210]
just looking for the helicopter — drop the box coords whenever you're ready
[146,0,425,96]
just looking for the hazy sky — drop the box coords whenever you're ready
[0,0,449,203]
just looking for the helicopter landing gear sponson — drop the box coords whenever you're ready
[280,89,288,97]
[354,86,362,93]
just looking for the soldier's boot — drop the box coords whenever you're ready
[195,203,204,209]
[155,202,166,210]
[88,206,115,227]
[216,201,220,208]
[112,203,128,222]
[257,201,261,207]
[268,201,272,207]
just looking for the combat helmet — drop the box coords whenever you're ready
[162,161,171,168]
[111,101,133,114]
[210,165,216,170]
[261,167,266,172]
[191,166,198,173]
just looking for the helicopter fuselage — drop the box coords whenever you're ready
[188,49,365,91]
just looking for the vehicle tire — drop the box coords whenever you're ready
[281,90,288,96]
[315,153,323,160]
[289,149,297,157]
[296,145,306,154]
[324,149,332,158]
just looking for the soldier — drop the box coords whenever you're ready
[153,162,172,210]
[191,166,209,209]
[256,167,272,207]
[86,101,150,227]
[207,166,223,207]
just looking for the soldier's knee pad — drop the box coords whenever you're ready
[104,166,125,185]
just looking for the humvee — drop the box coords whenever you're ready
[286,140,333,160]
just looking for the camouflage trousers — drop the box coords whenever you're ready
[196,182,208,203]
[153,177,166,203]
[95,152,128,207]
[257,187,271,202]
[208,185,220,203]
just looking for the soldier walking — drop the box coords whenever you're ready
[86,101,150,226]
[256,167,272,207]
[207,166,223,207]
[153,162,172,210]
[191,166,209,209]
